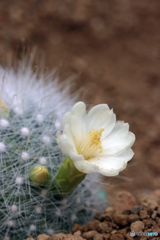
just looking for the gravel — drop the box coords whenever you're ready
[30,190,160,240]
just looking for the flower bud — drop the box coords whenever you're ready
[29,165,50,185]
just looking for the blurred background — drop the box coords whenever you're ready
[0,0,160,204]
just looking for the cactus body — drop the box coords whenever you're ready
[0,61,104,240]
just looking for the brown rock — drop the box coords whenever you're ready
[50,233,65,240]
[104,206,114,213]
[50,233,84,240]
[37,234,50,240]
[139,210,149,219]
[141,198,158,210]
[99,213,112,222]
[122,210,131,215]
[130,220,144,232]
[151,211,157,219]
[84,220,101,231]
[110,222,119,230]
[114,191,136,212]
[118,227,127,236]
[93,233,103,240]
[94,212,101,221]
[143,218,156,228]
[110,233,124,240]
[126,232,134,240]
[72,223,84,233]
[144,228,152,233]
[151,225,160,234]
[74,230,82,236]
[98,221,112,233]
[155,217,160,227]
[27,238,34,240]
[149,238,160,240]
[102,233,110,240]
[157,206,160,215]
[83,230,97,239]
[67,234,84,240]
[110,230,117,234]
[104,207,115,218]
[139,237,147,240]
[114,213,128,226]
[130,205,144,215]
[147,208,153,217]
[128,214,139,223]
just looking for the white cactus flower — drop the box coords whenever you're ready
[57,101,135,176]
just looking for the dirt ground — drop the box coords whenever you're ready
[0,0,160,204]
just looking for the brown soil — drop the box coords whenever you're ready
[0,0,160,207]
[29,189,160,240]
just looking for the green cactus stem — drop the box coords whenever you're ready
[53,156,86,196]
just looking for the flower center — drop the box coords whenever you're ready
[78,128,104,160]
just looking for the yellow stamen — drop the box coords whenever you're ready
[89,128,104,153]
[78,128,104,160]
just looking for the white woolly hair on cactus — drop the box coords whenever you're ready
[0,56,105,240]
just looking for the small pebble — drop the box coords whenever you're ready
[128,214,139,223]
[111,230,117,234]
[142,198,158,210]
[102,233,110,240]
[98,221,112,233]
[125,232,134,240]
[114,213,128,226]
[139,210,148,219]
[118,228,127,236]
[72,223,84,233]
[94,212,101,220]
[157,207,160,215]
[84,220,101,231]
[37,234,50,240]
[151,211,157,219]
[110,233,124,240]
[100,213,112,222]
[104,206,115,218]
[93,233,103,240]
[130,220,144,232]
[130,205,144,215]
[83,230,97,239]
[74,230,82,236]
[143,218,156,228]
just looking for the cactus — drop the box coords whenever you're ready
[0,59,105,240]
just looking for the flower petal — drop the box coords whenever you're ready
[99,165,126,176]
[64,102,87,145]
[87,104,116,137]
[107,121,129,136]
[89,148,134,176]
[70,115,86,145]
[63,125,75,146]
[70,151,84,162]
[101,121,135,155]
[61,112,72,129]
[74,159,99,174]
[71,102,86,118]
[57,134,75,156]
